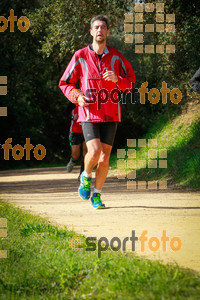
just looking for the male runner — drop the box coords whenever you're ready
[59,15,136,209]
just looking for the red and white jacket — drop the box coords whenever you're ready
[59,44,136,123]
[70,106,83,133]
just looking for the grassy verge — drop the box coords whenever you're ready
[0,200,200,299]
[110,102,200,189]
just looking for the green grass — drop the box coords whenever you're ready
[110,107,200,189]
[0,200,200,299]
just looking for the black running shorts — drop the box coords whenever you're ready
[82,122,118,146]
[69,132,84,146]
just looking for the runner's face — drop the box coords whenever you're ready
[90,20,109,43]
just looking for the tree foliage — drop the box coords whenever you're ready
[0,0,199,168]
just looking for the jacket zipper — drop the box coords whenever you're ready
[96,54,104,118]
[96,55,101,77]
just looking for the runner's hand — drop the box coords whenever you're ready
[103,70,118,83]
[78,95,91,107]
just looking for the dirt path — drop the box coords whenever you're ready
[0,166,200,273]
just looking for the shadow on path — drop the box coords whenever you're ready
[0,167,200,196]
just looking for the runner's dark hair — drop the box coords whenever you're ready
[90,15,109,29]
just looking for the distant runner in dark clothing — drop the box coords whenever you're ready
[190,67,200,93]
[66,102,86,181]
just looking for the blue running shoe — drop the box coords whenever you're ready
[91,193,105,209]
[78,173,91,200]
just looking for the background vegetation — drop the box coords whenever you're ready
[0,0,200,187]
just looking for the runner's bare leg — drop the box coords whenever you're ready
[71,144,81,161]
[84,139,101,174]
[82,141,87,157]
[84,139,112,189]
[95,143,112,190]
